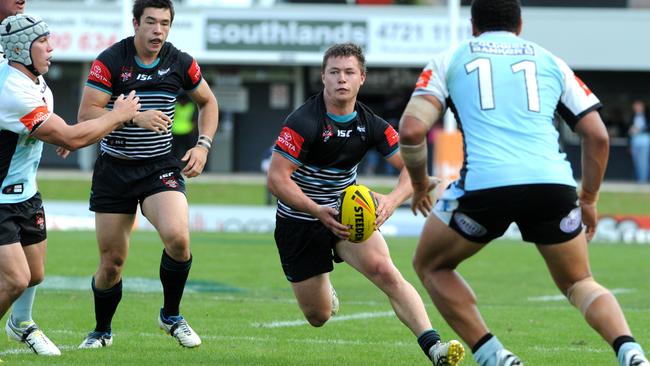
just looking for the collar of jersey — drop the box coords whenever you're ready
[327,111,357,124]
[134,56,161,69]
[478,31,518,39]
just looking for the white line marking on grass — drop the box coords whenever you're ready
[531,345,608,353]
[252,310,396,328]
[527,288,634,302]
[0,330,412,355]
[211,295,393,307]
[0,345,76,356]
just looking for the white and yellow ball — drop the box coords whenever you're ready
[338,184,377,243]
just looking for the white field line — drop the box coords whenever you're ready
[0,331,412,356]
[251,310,396,328]
[1,331,614,356]
[527,288,635,302]
[211,295,388,306]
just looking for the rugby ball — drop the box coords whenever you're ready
[338,184,377,243]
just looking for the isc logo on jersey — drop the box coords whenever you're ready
[337,184,377,243]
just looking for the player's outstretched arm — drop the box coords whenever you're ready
[182,80,219,178]
[399,94,442,216]
[267,152,350,239]
[574,110,610,242]
[32,91,140,150]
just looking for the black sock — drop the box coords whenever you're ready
[160,250,192,317]
[417,329,441,359]
[92,277,122,334]
[613,335,636,355]
[472,333,494,354]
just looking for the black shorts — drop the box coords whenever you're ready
[90,153,186,214]
[433,183,582,245]
[0,192,47,246]
[274,216,341,283]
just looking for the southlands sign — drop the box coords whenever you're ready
[205,19,367,52]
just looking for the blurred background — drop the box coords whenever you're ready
[31,0,650,182]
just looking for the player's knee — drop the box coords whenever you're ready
[566,277,612,315]
[162,232,190,257]
[3,274,29,300]
[304,311,330,327]
[100,258,125,281]
[369,262,402,289]
[28,272,45,286]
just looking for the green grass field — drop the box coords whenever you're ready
[35,178,650,214]
[1,231,649,365]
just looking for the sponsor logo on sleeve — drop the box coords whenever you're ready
[277,126,304,159]
[187,59,202,85]
[575,76,592,96]
[384,125,399,146]
[88,60,112,88]
[20,105,50,131]
[415,69,432,89]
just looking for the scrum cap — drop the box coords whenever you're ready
[0,14,50,75]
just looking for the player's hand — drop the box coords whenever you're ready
[314,205,350,239]
[580,200,598,242]
[132,109,172,135]
[373,192,398,228]
[181,145,208,178]
[56,146,71,158]
[112,90,140,123]
[410,176,441,217]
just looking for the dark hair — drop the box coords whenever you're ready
[133,0,175,24]
[471,0,521,33]
[321,43,366,74]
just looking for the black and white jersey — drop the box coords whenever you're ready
[85,37,203,159]
[273,92,399,221]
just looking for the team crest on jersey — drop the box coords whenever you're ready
[158,67,170,76]
[322,125,333,142]
[160,172,179,188]
[120,66,133,82]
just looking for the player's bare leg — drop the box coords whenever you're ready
[338,231,464,365]
[80,213,133,349]
[413,215,488,346]
[291,273,336,327]
[143,191,200,348]
[538,232,647,366]
[0,244,30,321]
[6,242,60,356]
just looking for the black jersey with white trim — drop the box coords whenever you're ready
[273,92,399,221]
[85,37,202,159]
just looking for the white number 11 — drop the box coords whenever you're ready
[465,58,540,112]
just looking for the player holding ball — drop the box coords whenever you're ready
[267,42,464,366]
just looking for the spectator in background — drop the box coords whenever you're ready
[629,100,650,182]
[171,93,199,160]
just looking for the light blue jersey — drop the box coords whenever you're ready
[415,31,601,191]
[0,62,53,204]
